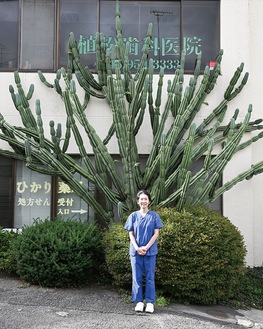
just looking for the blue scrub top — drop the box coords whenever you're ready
[124,210,163,256]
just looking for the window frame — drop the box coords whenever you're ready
[0,0,220,73]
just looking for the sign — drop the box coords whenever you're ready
[78,34,202,72]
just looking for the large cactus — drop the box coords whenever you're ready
[0,0,263,225]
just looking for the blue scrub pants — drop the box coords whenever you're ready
[130,254,156,303]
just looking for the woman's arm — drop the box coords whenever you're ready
[129,231,147,256]
[142,229,160,252]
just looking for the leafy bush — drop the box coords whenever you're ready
[102,223,131,287]
[103,206,246,305]
[221,266,263,309]
[0,229,19,273]
[156,206,247,304]
[11,219,103,287]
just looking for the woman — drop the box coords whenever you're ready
[124,190,163,313]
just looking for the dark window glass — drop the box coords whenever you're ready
[60,0,219,73]
[60,0,98,69]
[0,0,19,70]
[100,1,181,73]
[0,157,14,228]
[20,0,55,70]
[14,161,52,228]
[182,0,220,72]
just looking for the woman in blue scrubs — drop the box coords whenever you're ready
[124,190,163,313]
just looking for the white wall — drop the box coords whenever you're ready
[0,0,263,266]
[220,0,263,266]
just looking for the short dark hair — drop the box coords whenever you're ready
[136,190,152,203]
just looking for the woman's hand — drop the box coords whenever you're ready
[137,247,147,256]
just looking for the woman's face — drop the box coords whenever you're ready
[137,193,150,209]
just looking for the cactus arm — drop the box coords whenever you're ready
[235,130,263,152]
[40,148,113,224]
[224,63,244,99]
[227,72,249,101]
[146,63,183,165]
[35,99,45,148]
[210,161,263,204]
[143,89,174,186]
[9,72,38,130]
[147,59,154,130]
[96,32,107,86]
[171,66,211,150]
[173,81,182,118]
[115,0,126,67]
[177,123,196,187]
[103,122,115,145]
[61,117,71,153]
[64,90,125,204]
[69,80,124,182]
[196,66,249,136]
[38,70,54,88]
[176,171,192,212]
[196,105,253,203]
[157,171,192,209]
[133,76,148,136]
[152,134,166,205]
[68,32,102,91]
[133,23,153,81]
[123,42,133,102]
[153,67,164,135]
[205,49,223,94]
[74,69,105,99]
[162,104,253,208]
[190,106,227,163]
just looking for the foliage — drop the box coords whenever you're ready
[11,219,103,287]
[102,206,246,305]
[102,223,131,287]
[0,2,262,226]
[220,266,263,309]
[0,229,19,273]
[156,206,247,304]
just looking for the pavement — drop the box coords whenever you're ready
[0,271,263,329]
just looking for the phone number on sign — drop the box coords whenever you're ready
[111,59,180,70]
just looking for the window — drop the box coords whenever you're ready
[0,0,19,70]
[12,157,95,228]
[60,0,220,73]
[20,0,56,70]
[0,0,219,73]
[182,1,220,71]
[0,157,15,228]
[60,0,98,70]
[14,161,52,227]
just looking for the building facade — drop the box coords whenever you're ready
[0,0,263,266]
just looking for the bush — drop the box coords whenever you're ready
[103,206,246,305]
[156,206,247,304]
[0,229,19,273]
[11,219,103,287]
[102,223,131,287]
[221,266,263,309]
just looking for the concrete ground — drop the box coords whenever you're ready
[0,271,263,329]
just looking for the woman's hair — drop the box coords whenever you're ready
[136,190,152,203]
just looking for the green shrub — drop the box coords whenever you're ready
[102,223,131,287]
[103,206,246,305]
[0,229,19,273]
[221,266,263,309]
[11,219,103,287]
[156,206,247,304]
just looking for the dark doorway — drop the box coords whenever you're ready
[0,156,14,228]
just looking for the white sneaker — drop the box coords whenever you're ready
[145,303,154,313]
[135,302,144,312]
